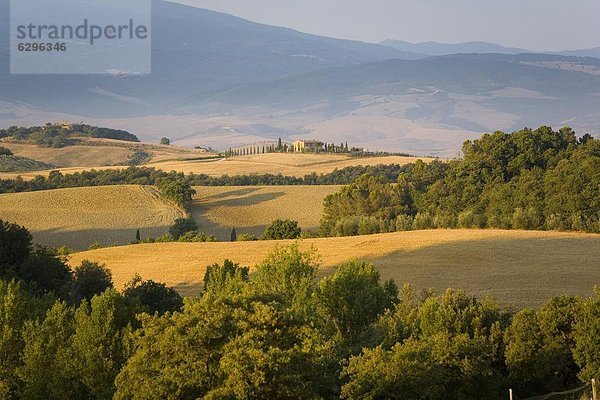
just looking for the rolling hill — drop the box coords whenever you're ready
[0,139,211,168]
[0,153,430,180]
[0,185,184,249]
[69,229,600,307]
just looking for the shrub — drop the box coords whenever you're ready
[237,233,258,241]
[169,218,198,240]
[177,231,216,242]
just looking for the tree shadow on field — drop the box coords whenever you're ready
[350,235,600,309]
[209,192,286,208]
[203,188,260,200]
[31,225,172,251]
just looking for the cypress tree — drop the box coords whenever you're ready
[135,229,141,242]
[230,227,237,242]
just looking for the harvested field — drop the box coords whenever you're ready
[0,185,184,250]
[189,185,342,240]
[69,229,600,307]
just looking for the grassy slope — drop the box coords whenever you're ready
[189,185,342,240]
[69,229,600,307]
[0,185,184,250]
[0,140,209,169]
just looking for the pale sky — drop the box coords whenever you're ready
[171,0,600,51]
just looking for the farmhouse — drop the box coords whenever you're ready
[292,139,324,153]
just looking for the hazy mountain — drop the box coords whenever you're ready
[555,48,600,58]
[381,39,600,60]
[0,0,417,117]
[1,1,600,155]
[380,39,529,56]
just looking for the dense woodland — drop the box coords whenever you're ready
[0,124,139,148]
[321,127,600,234]
[0,220,599,399]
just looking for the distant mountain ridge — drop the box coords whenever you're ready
[1,0,600,155]
[380,39,600,59]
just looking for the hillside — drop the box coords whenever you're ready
[69,229,600,307]
[0,185,184,249]
[0,140,211,169]
[0,153,430,180]
[189,185,342,240]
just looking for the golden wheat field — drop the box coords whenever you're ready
[0,185,184,249]
[69,229,600,307]
[189,185,342,240]
[0,152,432,180]
[1,142,133,168]
[147,153,432,178]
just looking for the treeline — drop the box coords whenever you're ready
[0,164,413,194]
[0,123,139,148]
[1,221,599,399]
[322,126,600,235]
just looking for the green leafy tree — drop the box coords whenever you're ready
[18,302,84,399]
[252,244,318,317]
[123,275,183,315]
[160,137,170,145]
[573,289,600,381]
[203,260,249,298]
[262,219,302,240]
[71,290,134,399]
[157,179,196,206]
[0,280,45,399]
[71,260,114,303]
[317,260,397,342]
[0,220,32,278]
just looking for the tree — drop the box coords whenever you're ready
[317,260,397,341]
[203,259,249,298]
[71,290,134,399]
[71,261,114,303]
[135,229,141,243]
[262,219,302,240]
[230,227,237,242]
[123,275,183,315]
[19,302,83,399]
[252,244,318,317]
[0,220,32,278]
[0,280,46,399]
[160,137,170,145]
[573,289,600,381]
[169,218,198,240]
[157,179,196,206]
[342,333,502,400]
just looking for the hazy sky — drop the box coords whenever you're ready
[171,0,599,51]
